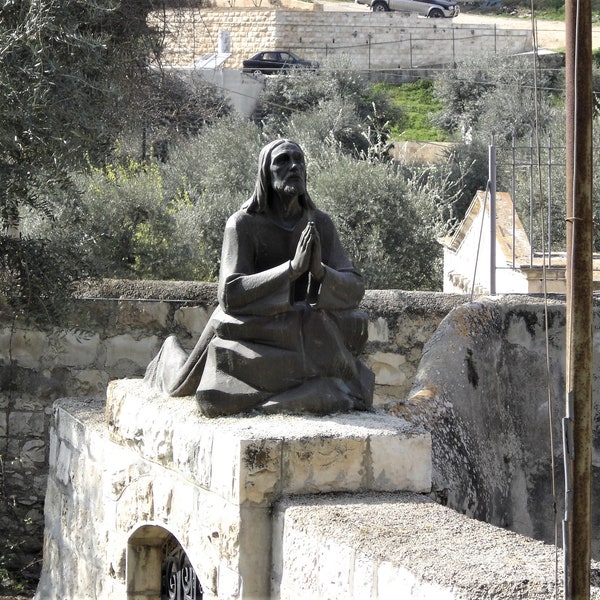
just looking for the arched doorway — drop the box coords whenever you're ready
[127,524,203,600]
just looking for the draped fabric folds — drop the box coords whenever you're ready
[144,207,374,416]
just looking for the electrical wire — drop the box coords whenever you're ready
[527,1,560,595]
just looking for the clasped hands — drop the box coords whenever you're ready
[290,221,325,283]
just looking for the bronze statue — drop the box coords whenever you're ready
[144,139,374,416]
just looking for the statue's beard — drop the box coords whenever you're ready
[284,183,304,195]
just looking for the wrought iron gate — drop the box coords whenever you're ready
[161,537,203,600]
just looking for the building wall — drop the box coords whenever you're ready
[151,8,533,69]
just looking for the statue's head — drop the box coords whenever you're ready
[243,139,316,214]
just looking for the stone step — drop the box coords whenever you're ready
[273,491,600,599]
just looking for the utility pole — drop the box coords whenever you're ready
[564,0,593,594]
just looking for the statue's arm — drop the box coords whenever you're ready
[309,267,365,310]
[307,213,365,310]
[218,215,293,315]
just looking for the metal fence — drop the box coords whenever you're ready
[493,132,568,268]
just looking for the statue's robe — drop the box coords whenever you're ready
[144,208,374,416]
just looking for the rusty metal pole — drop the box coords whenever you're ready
[564,0,593,592]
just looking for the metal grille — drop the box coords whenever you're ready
[161,537,203,600]
[495,132,567,265]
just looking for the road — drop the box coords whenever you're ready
[320,1,600,50]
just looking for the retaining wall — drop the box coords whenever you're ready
[0,280,464,580]
[151,8,533,69]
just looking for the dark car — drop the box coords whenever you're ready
[242,51,318,75]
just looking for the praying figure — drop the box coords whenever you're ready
[144,139,374,416]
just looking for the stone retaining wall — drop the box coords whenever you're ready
[151,8,532,69]
[0,280,464,580]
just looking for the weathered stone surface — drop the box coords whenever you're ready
[272,492,600,599]
[0,328,49,368]
[367,317,389,343]
[386,298,580,556]
[106,379,432,504]
[368,351,407,386]
[117,299,170,329]
[37,384,431,599]
[52,330,100,367]
[104,334,160,371]
[174,305,213,337]
[8,410,45,437]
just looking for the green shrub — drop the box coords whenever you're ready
[433,53,559,143]
[311,148,445,290]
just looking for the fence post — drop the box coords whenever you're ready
[489,134,497,295]
[529,131,535,265]
[511,130,516,268]
[548,132,553,266]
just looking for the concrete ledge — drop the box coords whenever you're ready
[272,492,600,599]
[106,379,432,504]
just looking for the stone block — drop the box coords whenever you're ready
[72,369,110,396]
[209,432,242,502]
[55,441,72,486]
[368,351,407,386]
[352,553,376,597]
[317,539,353,598]
[368,317,389,342]
[20,438,46,467]
[0,328,49,368]
[370,433,431,493]
[8,411,45,437]
[53,330,100,367]
[106,379,432,503]
[282,436,365,495]
[41,385,432,600]
[238,438,281,504]
[172,422,213,487]
[56,405,88,451]
[104,334,161,370]
[117,300,171,329]
[277,525,320,599]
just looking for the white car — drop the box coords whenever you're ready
[356,0,459,17]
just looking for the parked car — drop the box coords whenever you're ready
[242,51,318,75]
[356,0,459,17]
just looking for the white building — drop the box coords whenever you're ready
[440,189,600,295]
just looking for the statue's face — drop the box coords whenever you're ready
[269,143,306,198]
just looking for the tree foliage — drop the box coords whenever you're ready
[25,110,447,290]
[255,57,403,157]
[433,53,560,144]
[0,0,161,319]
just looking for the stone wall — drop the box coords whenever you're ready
[151,8,532,69]
[35,384,431,599]
[0,280,464,581]
[390,295,600,557]
[30,289,600,598]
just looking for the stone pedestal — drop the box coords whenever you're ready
[36,379,431,600]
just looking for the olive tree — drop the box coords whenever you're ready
[0,0,160,320]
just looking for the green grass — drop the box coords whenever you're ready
[373,79,448,142]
